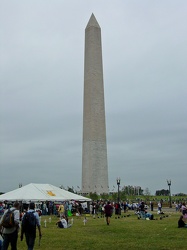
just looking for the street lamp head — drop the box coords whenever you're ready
[167,179,171,186]
[116,177,121,185]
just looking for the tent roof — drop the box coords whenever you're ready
[0,183,91,202]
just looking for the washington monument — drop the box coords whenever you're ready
[82,14,109,194]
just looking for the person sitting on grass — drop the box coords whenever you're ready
[178,215,187,228]
[56,215,71,228]
[145,210,154,220]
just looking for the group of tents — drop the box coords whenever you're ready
[0,183,91,203]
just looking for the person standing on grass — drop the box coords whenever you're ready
[20,202,42,250]
[0,201,20,250]
[158,201,162,213]
[58,203,65,218]
[180,203,187,215]
[104,201,113,225]
[150,201,154,211]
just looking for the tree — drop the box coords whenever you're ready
[100,193,109,200]
[144,187,151,196]
[120,191,127,201]
[89,192,98,201]
[155,189,169,196]
[111,192,117,201]
[67,187,75,193]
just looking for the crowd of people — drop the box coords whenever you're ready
[0,199,186,249]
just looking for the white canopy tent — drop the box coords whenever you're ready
[0,183,91,202]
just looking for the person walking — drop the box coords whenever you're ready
[0,201,20,250]
[21,202,42,250]
[104,201,113,225]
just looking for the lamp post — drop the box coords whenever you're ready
[116,177,121,204]
[167,179,172,208]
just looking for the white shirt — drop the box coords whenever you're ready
[60,218,67,228]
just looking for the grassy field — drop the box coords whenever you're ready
[17,210,186,250]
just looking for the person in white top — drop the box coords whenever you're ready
[56,215,71,228]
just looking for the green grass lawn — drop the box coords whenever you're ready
[17,210,186,250]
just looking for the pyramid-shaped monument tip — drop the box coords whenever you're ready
[86,13,100,29]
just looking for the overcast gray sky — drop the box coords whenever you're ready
[0,0,186,195]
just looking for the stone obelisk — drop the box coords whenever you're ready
[82,14,109,194]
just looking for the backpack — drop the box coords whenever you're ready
[1,208,15,228]
[22,211,36,235]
